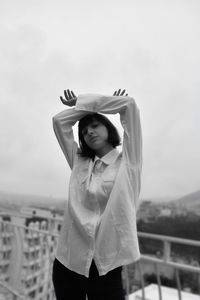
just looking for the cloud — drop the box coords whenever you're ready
[0,0,200,198]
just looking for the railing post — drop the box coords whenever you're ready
[163,240,171,263]
[123,265,130,300]
[175,268,182,300]
[155,263,162,300]
[138,261,145,300]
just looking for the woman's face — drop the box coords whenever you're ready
[82,120,110,152]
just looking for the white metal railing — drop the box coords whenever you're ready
[123,232,200,299]
[1,219,200,300]
[0,280,25,300]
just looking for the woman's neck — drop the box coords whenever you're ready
[95,145,114,158]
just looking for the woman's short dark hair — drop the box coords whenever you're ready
[78,113,121,159]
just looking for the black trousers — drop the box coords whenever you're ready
[52,258,125,300]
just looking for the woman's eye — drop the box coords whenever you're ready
[82,122,99,135]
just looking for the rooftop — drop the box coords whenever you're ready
[130,284,200,300]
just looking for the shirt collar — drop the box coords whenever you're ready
[94,148,119,165]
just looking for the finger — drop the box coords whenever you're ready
[120,89,126,96]
[67,89,72,99]
[64,90,69,100]
[113,90,117,96]
[71,90,76,98]
[117,89,121,96]
[60,96,67,103]
[125,93,128,96]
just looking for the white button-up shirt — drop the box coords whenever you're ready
[89,149,120,217]
[52,94,142,277]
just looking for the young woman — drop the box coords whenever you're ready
[52,89,142,300]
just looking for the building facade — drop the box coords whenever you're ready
[0,208,62,300]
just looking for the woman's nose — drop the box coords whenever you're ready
[87,127,94,135]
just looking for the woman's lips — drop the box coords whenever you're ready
[89,136,99,142]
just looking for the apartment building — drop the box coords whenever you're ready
[0,212,13,300]
[0,208,63,300]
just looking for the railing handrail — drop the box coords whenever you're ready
[138,231,200,247]
[0,219,59,238]
[0,281,25,300]
[1,219,200,247]
[140,254,200,273]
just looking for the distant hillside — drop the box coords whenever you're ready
[177,190,200,205]
[1,190,199,214]
[0,191,66,212]
[143,190,200,210]
[171,190,200,209]
[141,197,175,203]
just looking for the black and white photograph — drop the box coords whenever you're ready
[0,0,200,299]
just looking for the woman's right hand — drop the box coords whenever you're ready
[60,89,77,107]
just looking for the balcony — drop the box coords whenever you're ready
[0,219,200,300]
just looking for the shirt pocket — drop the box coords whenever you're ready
[102,169,117,196]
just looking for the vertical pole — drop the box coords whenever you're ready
[175,268,182,300]
[155,263,162,300]
[123,265,129,300]
[163,241,171,263]
[138,261,145,300]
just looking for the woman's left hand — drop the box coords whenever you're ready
[60,89,77,106]
[113,89,128,96]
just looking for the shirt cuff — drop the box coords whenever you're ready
[75,94,103,113]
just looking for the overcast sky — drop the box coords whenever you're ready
[0,0,199,200]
